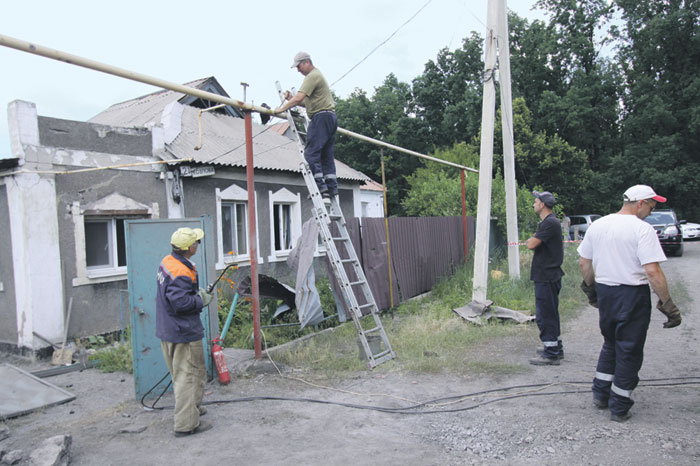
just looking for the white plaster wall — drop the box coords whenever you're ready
[360,190,384,218]
[8,101,65,349]
[7,173,65,347]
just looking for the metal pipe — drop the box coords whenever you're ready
[461,170,468,263]
[244,112,262,359]
[380,152,394,312]
[194,104,227,150]
[0,33,478,173]
[336,127,478,173]
[0,158,192,178]
[0,33,273,116]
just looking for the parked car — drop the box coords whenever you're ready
[569,214,601,240]
[681,222,700,241]
[643,209,684,257]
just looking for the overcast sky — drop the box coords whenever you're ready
[0,0,545,157]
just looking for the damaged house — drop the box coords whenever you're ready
[0,77,371,354]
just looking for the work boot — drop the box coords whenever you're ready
[610,412,632,423]
[536,348,564,359]
[174,421,213,437]
[528,354,560,366]
[593,397,608,409]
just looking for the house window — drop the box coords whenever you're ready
[216,184,257,265]
[273,203,293,251]
[221,202,248,256]
[85,218,127,271]
[267,187,301,261]
[71,193,155,286]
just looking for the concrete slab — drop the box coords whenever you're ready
[0,363,76,419]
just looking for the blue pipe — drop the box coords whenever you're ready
[219,293,239,342]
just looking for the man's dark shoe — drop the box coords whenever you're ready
[320,190,331,199]
[610,412,631,423]
[174,420,213,437]
[536,348,564,359]
[528,355,560,366]
[199,406,207,416]
[593,397,608,409]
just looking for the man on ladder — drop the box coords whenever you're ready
[274,51,338,198]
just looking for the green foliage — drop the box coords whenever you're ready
[401,161,538,237]
[89,328,133,374]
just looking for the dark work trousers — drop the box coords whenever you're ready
[304,111,338,194]
[593,283,651,416]
[534,280,563,358]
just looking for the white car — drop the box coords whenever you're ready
[681,222,700,241]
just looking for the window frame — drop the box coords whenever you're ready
[216,184,261,267]
[267,187,301,262]
[84,217,128,275]
[71,193,155,286]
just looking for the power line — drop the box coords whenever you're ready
[331,0,434,88]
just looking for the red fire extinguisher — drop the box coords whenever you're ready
[212,338,230,385]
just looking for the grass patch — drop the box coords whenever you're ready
[272,243,588,377]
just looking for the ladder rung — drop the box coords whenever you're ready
[332,236,349,241]
[359,303,374,309]
[348,280,366,286]
[363,326,381,334]
[340,258,357,264]
[372,350,391,359]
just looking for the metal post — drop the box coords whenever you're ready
[244,113,262,359]
[380,152,394,312]
[461,170,468,263]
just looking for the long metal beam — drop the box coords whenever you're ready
[0,33,477,173]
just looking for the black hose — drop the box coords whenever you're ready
[145,376,700,415]
[206,264,239,293]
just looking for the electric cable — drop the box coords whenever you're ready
[331,0,434,88]
[144,377,699,416]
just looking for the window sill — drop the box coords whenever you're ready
[266,250,292,263]
[73,271,128,287]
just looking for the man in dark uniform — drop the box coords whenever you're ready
[578,185,681,422]
[526,190,565,365]
[156,227,213,436]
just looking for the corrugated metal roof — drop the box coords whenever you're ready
[88,77,213,128]
[169,106,367,181]
[88,76,367,181]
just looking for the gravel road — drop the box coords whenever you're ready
[2,243,699,466]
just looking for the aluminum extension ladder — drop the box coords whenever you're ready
[275,81,396,369]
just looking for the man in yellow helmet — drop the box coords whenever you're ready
[156,227,213,436]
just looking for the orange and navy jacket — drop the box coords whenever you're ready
[155,252,204,343]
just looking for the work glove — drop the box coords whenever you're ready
[656,298,681,328]
[198,288,213,307]
[580,280,598,308]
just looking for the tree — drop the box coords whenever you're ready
[612,0,700,218]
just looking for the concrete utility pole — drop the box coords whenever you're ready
[472,0,499,301]
[498,0,521,278]
[472,0,519,300]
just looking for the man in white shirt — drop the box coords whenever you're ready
[578,185,681,422]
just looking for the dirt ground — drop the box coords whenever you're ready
[2,243,699,466]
